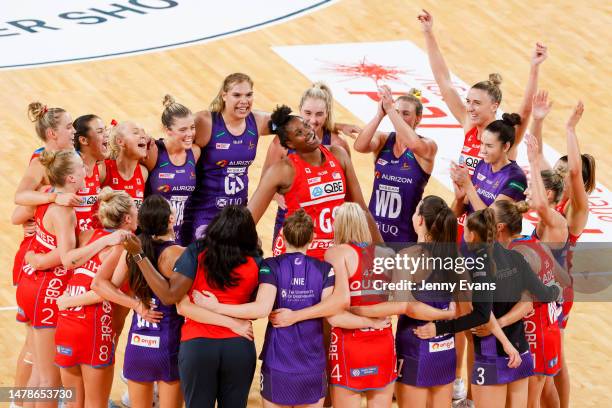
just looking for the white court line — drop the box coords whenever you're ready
[0,306,18,311]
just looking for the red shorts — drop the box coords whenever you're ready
[523,305,562,376]
[328,326,397,391]
[55,301,115,368]
[12,236,35,287]
[16,268,71,328]
[272,232,331,261]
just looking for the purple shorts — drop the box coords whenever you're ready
[260,364,326,405]
[123,328,180,382]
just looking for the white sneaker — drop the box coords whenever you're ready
[452,398,475,408]
[453,378,467,400]
[121,390,131,408]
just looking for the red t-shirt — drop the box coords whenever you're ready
[180,252,259,341]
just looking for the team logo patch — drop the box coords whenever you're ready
[401,162,411,170]
[429,337,455,352]
[159,172,175,179]
[332,172,342,180]
[130,333,160,349]
[216,160,228,168]
[476,173,486,181]
[216,197,228,209]
[304,167,311,174]
[307,177,321,184]
[216,143,230,150]
[136,191,144,198]
[350,366,378,377]
[281,289,287,298]
[56,345,73,356]
[157,185,171,193]
[136,179,142,185]
[248,141,256,150]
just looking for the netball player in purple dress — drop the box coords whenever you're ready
[144,95,200,245]
[354,86,436,245]
[450,113,527,218]
[181,73,272,244]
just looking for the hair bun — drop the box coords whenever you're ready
[409,88,422,100]
[488,73,503,87]
[515,201,531,214]
[269,104,294,134]
[98,186,116,203]
[162,94,176,108]
[502,112,522,127]
[38,149,57,168]
[28,102,47,122]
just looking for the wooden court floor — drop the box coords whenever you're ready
[0,1,610,406]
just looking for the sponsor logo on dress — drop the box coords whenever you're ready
[350,366,379,377]
[157,185,171,193]
[216,197,228,209]
[429,337,455,352]
[216,143,230,150]
[309,181,343,199]
[476,173,486,181]
[216,160,228,168]
[332,172,342,180]
[56,345,73,356]
[159,173,175,179]
[130,333,160,349]
[377,158,388,166]
[307,177,321,184]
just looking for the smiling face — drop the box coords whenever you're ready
[285,117,319,153]
[395,99,421,129]
[479,129,509,164]
[222,81,253,119]
[166,115,195,149]
[300,97,327,135]
[466,88,498,127]
[68,153,87,191]
[117,122,147,159]
[51,112,76,150]
[81,117,108,160]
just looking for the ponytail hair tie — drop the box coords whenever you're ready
[110,119,118,127]
[271,122,278,131]
[411,89,422,100]
[42,105,48,114]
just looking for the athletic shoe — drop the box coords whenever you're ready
[452,398,475,408]
[121,390,131,408]
[453,378,467,400]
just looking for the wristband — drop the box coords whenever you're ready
[132,253,146,263]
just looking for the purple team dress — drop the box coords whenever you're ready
[468,160,527,213]
[123,241,183,382]
[181,112,258,244]
[258,252,335,405]
[368,133,430,244]
[396,284,455,387]
[146,139,196,245]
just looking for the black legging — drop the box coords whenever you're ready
[178,337,256,408]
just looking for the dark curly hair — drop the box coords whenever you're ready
[268,104,299,149]
[485,112,521,148]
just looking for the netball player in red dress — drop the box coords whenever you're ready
[53,188,139,408]
[72,115,109,232]
[11,103,80,405]
[247,105,381,261]
[531,95,596,408]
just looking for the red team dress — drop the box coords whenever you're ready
[16,203,72,327]
[457,127,484,238]
[55,229,115,367]
[555,198,580,329]
[509,238,562,376]
[273,146,346,260]
[75,163,102,232]
[101,159,145,209]
[12,147,45,286]
[328,243,397,391]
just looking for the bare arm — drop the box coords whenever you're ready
[565,102,590,235]
[176,296,254,340]
[247,160,293,224]
[195,283,277,319]
[193,110,213,148]
[12,206,36,225]
[141,137,159,171]
[418,9,466,125]
[353,100,388,154]
[510,43,548,161]
[526,135,557,227]
[253,110,273,137]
